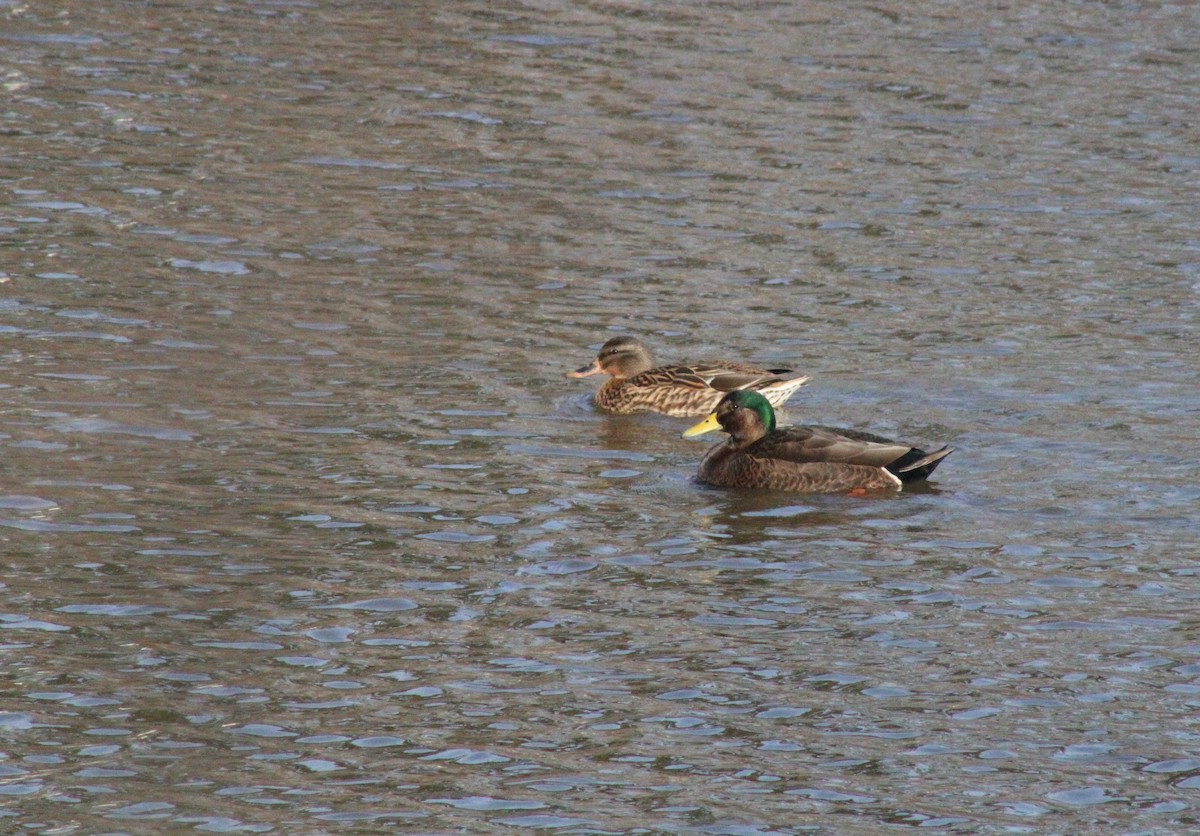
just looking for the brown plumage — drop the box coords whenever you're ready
[567,336,809,417]
[683,390,954,494]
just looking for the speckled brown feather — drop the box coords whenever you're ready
[594,364,809,417]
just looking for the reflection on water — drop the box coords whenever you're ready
[3,0,1199,832]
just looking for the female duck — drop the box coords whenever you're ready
[568,335,809,417]
[683,390,953,493]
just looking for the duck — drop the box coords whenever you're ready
[567,335,810,417]
[682,390,953,494]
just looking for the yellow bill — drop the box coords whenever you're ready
[682,412,721,438]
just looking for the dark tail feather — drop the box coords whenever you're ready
[889,445,954,483]
[771,370,810,383]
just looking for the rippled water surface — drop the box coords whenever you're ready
[3,1,1199,832]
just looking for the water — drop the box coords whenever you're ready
[2,1,1198,832]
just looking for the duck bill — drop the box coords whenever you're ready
[567,359,603,379]
[682,413,721,438]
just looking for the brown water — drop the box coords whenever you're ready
[2,1,1199,832]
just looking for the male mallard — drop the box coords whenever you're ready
[567,335,809,417]
[683,390,953,494]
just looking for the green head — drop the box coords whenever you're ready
[722,390,776,433]
[682,389,776,440]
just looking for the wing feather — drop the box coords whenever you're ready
[629,361,800,394]
[626,365,711,391]
[749,427,912,468]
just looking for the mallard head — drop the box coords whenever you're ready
[682,390,776,442]
[567,336,656,379]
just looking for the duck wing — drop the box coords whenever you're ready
[675,361,803,393]
[751,426,915,469]
[625,365,715,392]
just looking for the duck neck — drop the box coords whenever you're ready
[594,378,626,410]
[728,424,768,447]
